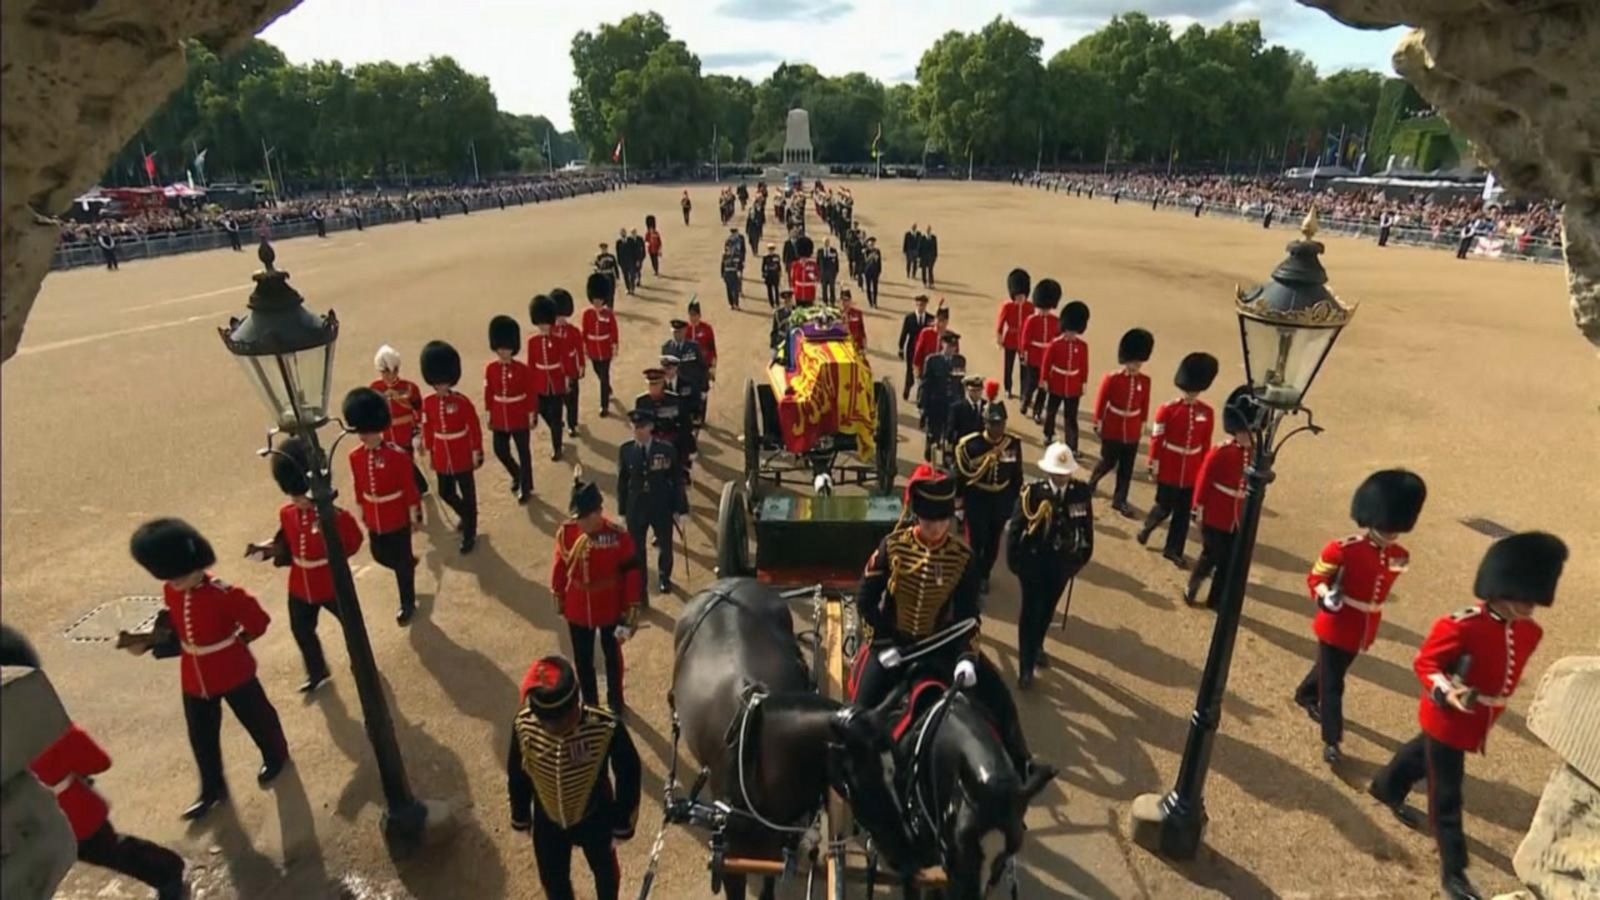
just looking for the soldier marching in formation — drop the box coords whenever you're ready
[581,275,619,416]
[247,436,365,693]
[862,236,883,308]
[551,477,641,711]
[897,293,933,401]
[419,340,483,554]
[902,224,920,278]
[946,375,989,450]
[484,315,535,503]
[527,295,569,460]
[1368,532,1566,900]
[818,237,841,304]
[1019,278,1061,419]
[634,367,694,485]
[344,386,424,623]
[1136,351,1219,567]
[126,519,290,821]
[1087,329,1154,517]
[953,396,1023,594]
[918,329,964,463]
[1008,442,1094,685]
[618,409,688,600]
[1040,299,1091,449]
[593,243,620,305]
[371,344,430,495]
[994,268,1032,399]
[1295,470,1428,764]
[1183,388,1252,610]
[760,242,783,307]
[507,655,641,900]
[685,300,718,417]
[551,289,585,438]
[662,315,708,427]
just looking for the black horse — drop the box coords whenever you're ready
[882,683,1051,900]
[671,578,914,900]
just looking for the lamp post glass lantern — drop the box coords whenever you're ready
[1131,211,1355,860]
[218,240,427,851]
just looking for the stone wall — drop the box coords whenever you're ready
[0,0,301,364]
[1299,0,1600,351]
[0,667,76,900]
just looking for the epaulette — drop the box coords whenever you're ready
[1338,533,1365,547]
[584,705,619,726]
[1449,605,1483,622]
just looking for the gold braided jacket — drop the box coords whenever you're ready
[955,432,1022,493]
[514,705,617,828]
[882,528,974,637]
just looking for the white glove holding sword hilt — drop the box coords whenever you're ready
[953,658,977,689]
[1315,583,1345,614]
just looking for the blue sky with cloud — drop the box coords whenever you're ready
[262,0,1405,130]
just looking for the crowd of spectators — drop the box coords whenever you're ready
[56,173,622,249]
[1020,171,1565,250]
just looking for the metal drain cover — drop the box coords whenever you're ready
[63,596,164,643]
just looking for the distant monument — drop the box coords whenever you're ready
[783,108,814,167]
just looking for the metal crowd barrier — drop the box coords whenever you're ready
[48,181,621,272]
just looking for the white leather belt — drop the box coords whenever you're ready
[438,429,468,439]
[1106,404,1139,416]
[364,490,403,503]
[46,775,77,796]
[181,636,238,656]
[1215,484,1245,499]
[535,363,562,370]
[1049,366,1083,376]
[1175,444,1205,456]
[1028,340,1050,348]
[293,557,328,569]
[1345,598,1382,613]
[1476,694,1508,708]
[492,394,527,403]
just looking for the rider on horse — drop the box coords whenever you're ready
[853,473,1054,794]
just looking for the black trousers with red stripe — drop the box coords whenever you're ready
[182,678,287,798]
[1293,641,1358,746]
[531,806,620,900]
[1371,732,1469,876]
[568,622,624,711]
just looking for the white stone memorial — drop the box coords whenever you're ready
[783,108,814,167]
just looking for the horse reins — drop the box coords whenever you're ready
[734,690,821,835]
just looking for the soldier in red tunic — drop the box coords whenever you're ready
[840,289,867,350]
[371,344,429,496]
[910,303,951,425]
[527,294,570,460]
[127,518,289,820]
[420,340,484,554]
[581,275,619,417]
[344,387,424,624]
[484,315,535,503]
[1019,278,1062,418]
[1184,388,1252,609]
[550,288,585,438]
[246,436,365,692]
[3,627,186,898]
[993,268,1031,399]
[1295,469,1428,763]
[1088,328,1154,517]
[789,234,818,303]
[1136,352,1218,567]
[1040,300,1091,449]
[686,299,718,382]
[551,476,642,712]
[1369,532,1567,900]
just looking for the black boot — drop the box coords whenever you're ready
[1440,872,1482,900]
[1366,783,1423,829]
[298,670,331,694]
[257,755,290,787]
[181,789,227,821]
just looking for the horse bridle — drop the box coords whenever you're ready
[730,688,825,836]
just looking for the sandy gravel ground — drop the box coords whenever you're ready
[4,181,1597,900]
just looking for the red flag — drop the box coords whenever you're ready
[611,138,624,163]
[143,152,157,180]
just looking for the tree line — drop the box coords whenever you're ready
[110,11,1387,186]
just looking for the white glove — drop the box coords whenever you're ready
[615,626,634,643]
[953,658,977,689]
[1315,583,1345,614]
[877,646,903,669]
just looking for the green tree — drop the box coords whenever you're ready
[915,17,1045,166]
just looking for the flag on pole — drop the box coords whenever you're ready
[871,122,882,160]
[611,137,624,163]
[143,151,157,181]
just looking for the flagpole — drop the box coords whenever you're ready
[545,130,554,174]
[712,123,719,183]
[1035,123,1043,177]
[260,138,277,202]
[141,141,153,187]
[1335,123,1348,167]
[190,139,202,187]
[469,139,480,183]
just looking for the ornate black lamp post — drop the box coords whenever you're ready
[1131,212,1357,860]
[219,242,428,851]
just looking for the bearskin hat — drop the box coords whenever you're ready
[420,340,461,386]
[550,288,575,318]
[1032,278,1062,311]
[645,214,657,231]
[529,294,558,327]
[1473,532,1567,606]
[985,400,1009,424]
[0,625,41,669]
[909,473,958,521]
[342,386,392,433]
[795,235,814,257]
[522,656,581,720]
[272,436,313,496]
[1217,385,1252,435]
[585,273,610,303]
[130,517,216,581]
[489,315,521,353]
[570,480,603,517]
[1117,328,1155,364]
[1007,268,1031,299]
[1060,300,1090,334]
[1174,352,1219,393]
[1350,469,1428,534]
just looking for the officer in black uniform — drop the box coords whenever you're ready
[918,331,965,463]
[223,216,243,251]
[946,375,988,453]
[662,319,707,426]
[897,294,933,401]
[818,238,841,304]
[954,400,1023,594]
[902,225,920,278]
[862,237,883,308]
[617,409,687,598]
[1008,442,1094,686]
[97,230,119,270]
[593,243,620,305]
[781,230,799,286]
[633,369,693,481]
[508,655,641,900]
[854,475,1052,795]
[614,229,637,295]
[760,243,783,307]
[844,224,863,285]
[746,203,764,257]
[918,226,939,287]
